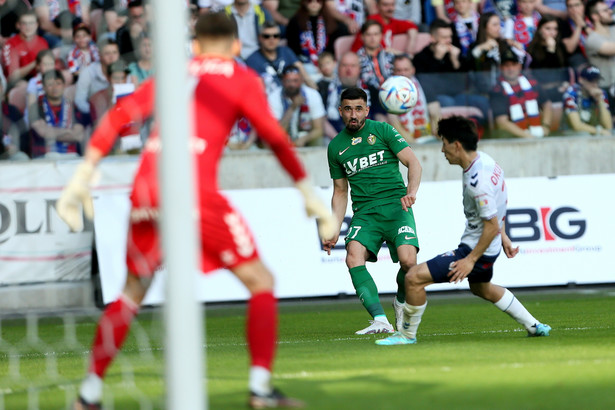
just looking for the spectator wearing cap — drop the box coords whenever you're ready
[245,20,316,96]
[563,65,613,135]
[67,24,100,82]
[584,0,615,114]
[490,46,553,138]
[267,65,326,146]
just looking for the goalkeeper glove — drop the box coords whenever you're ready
[56,161,96,232]
[295,179,338,240]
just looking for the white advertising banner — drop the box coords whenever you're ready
[95,174,615,304]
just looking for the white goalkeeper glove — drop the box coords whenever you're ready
[56,161,96,232]
[295,179,338,240]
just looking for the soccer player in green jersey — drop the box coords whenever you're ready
[323,87,423,335]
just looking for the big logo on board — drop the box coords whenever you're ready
[505,206,586,242]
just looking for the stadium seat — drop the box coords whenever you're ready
[411,33,432,56]
[8,82,27,113]
[334,35,355,60]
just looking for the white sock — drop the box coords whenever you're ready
[249,366,272,396]
[400,302,427,339]
[79,373,103,403]
[373,314,390,324]
[494,289,539,333]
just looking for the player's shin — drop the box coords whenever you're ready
[247,291,277,394]
[400,302,427,339]
[494,288,539,332]
[349,266,386,319]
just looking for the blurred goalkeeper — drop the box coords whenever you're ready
[60,12,335,410]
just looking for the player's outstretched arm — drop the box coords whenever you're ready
[296,178,338,241]
[322,178,348,254]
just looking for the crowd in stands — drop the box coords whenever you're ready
[0,0,613,160]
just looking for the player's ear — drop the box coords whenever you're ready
[231,38,241,58]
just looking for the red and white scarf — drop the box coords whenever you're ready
[513,12,541,49]
[299,16,326,66]
[453,12,479,56]
[67,41,100,74]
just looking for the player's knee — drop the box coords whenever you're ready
[399,260,416,273]
[405,266,424,289]
[345,253,363,268]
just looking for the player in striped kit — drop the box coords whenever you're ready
[58,12,334,409]
[376,116,551,346]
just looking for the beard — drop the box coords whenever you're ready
[345,117,365,132]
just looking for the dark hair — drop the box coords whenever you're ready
[281,65,300,77]
[437,116,478,151]
[36,49,54,65]
[361,19,383,35]
[340,87,367,103]
[429,19,452,35]
[260,20,279,33]
[129,0,144,8]
[585,0,603,20]
[42,69,66,85]
[475,12,501,44]
[73,23,91,36]
[195,12,238,39]
[393,54,412,66]
[107,60,130,76]
[526,15,566,67]
[294,0,335,34]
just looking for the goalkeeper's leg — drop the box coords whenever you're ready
[78,274,150,406]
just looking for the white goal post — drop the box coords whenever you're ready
[151,1,206,409]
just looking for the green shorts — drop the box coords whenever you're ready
[345,202,419,263]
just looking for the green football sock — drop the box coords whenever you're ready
[349,266,385,318]
[396,267,406,304]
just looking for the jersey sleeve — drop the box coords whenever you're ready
[240,72,307,182]
[88,78,155,156]
[327,141,346,180]
[381,122,409,154]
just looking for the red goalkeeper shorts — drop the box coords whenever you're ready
[125,192,259,277]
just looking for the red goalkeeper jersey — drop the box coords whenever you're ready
[89,55,306,209]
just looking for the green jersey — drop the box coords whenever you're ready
[327,119,410,213]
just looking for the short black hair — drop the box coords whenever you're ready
[585,0,603,20]
[437,116,478,151]
[361,19,383,35]
[42,69,66,85]
[429,18,452,35]
[195,12,238,39]
[340,87,367,103]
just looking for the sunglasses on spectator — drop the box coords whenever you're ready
[261,33,281,39]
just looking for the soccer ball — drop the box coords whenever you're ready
[378,76,418,114]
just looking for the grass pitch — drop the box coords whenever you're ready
[1,287,614,409]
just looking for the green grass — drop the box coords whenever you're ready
[1,288,614,409]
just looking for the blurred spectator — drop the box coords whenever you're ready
[481,0,517,41]
[584,0,615,114]
[98,0,130,39]
[245,21,316,95]
[0,70,29,160]
[128,34,152,86]
[563,65,613,135]
[226,116,258,150]
[28,69,84,158]
[26,49,56,115]
[268,65,325,146]
[324,0,376,36]
[33,0,90,49]
[470,12,525,93]
[560,0,590,70]
[316,51,335,102]
[350,0,418,56]
[451,0,479,58]
[527,15,569,107]
[414,19,488,121]
[225,0,273,60]
[432,0,479,23]
[513,0,541,49]
[321,51,372,137]
[74,39,120,117]
[356,20,394,89]
[535,0,567,19]
[490,46,552,138]
[386,54,441,143]
[90,60,142,153]
[393,0,421,26]
[67,24,100,81]
[262,0,291,29]
[286,0,335,67]
[0,0,30,49]
[115,0,149,64]
[2,11,49,85]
